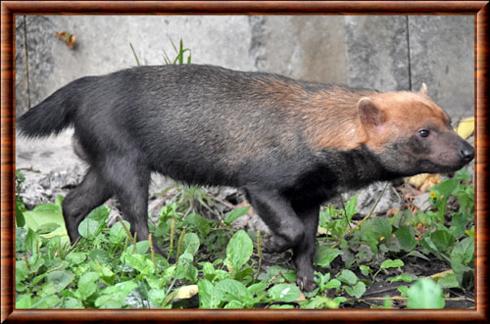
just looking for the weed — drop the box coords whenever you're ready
[15,169,475,309]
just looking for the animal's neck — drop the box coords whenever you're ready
[319,145,399,189]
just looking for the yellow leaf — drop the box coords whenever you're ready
[317,227,328,235]
[430,269,453,280]
[455,117,475,140]
[406,173,442,192]
[420,174,442,192]
[172,285,198,301]
[407,174,430,189]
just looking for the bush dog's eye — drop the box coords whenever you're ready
[418,129,430,138]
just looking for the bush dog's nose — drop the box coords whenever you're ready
[460,143,475,163]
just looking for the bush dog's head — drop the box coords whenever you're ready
[358,84,474,176]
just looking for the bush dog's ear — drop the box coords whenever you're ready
[358,97,386,127]
[419,82,428,96]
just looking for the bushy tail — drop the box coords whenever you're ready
[17,77,91,138]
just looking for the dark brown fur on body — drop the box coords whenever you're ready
[17,64,474,291]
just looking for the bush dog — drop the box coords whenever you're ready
[18,64,474,291]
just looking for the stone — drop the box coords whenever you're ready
[16,16,256,115]
[413,192,432,212]
[18,165,85,208]
[344,16,410,91]
[409,16,474,120]
[258,16,347,83]
[343,182,402,216]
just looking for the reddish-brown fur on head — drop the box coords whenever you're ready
[301,84,473,175]
[359,90,451,151]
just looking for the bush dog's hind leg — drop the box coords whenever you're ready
[293,205,320,291]
[244,187,305,253]
[100,155,152,244]
[62,168,113,243]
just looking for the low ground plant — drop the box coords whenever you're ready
[15,169,475,309]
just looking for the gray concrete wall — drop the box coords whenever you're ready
[16,15,474,117]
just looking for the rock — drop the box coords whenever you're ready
[106,201,123,226]
[409,16,474,118]
[148,174,174,198]
[344,16,410,91]
[38,164,84,190]
[18,165,85,208]
[344,182,402,216]
[413,192,432,212]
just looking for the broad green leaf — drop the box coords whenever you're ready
[78,206,109,239]
[65,252,86,265]
[198,279,222,308]
[175,252,197,282]
[101,280,138,296]
[344,281,366,298]
[225,230,253,273]
[224,207,249,225]
[24,203,67,239]
[436,271,460,289]
[407,279,445,309]
[86,205,110,223]
[359,217,392,251]
[46,270,74,293]
[95,280,138,308]
[258,265,294,283]
[183,232,200,256]
[94,294,124,308]
[31,295,60,308]
[224,300,244,309]
[148,289,167,307]
[184,212,212,236]
[315,246,342,268]
[450,237,474,285]
[380,259,404,270]
[359,265,372,277]
[336,269,358,285]
[63,297,83,308]
[431,229,455,253]
[124,240,150,255]
[109,221,131,243]
[125,254,155,275]
[215,279,251,304]
[434,178,458,197]
[388,273,415,283]
[395,226,417,252]
[267,283,301,303]
[78,218,101,239]
[16,294,32,308]
[247,281,268,297]
[344,196,358,221]
[77,272,99,300]
[451,237,474,266]
[16,197,26,227]
[325,278,342,290]
[301,296,340,309]
[16,260,28,283]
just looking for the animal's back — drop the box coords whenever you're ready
[74,65,336,187]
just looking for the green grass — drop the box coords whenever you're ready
[14,168,475,309]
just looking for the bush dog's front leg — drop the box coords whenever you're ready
[293,205,320,291]
[244,187,305,252]
[244,187,313,278]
